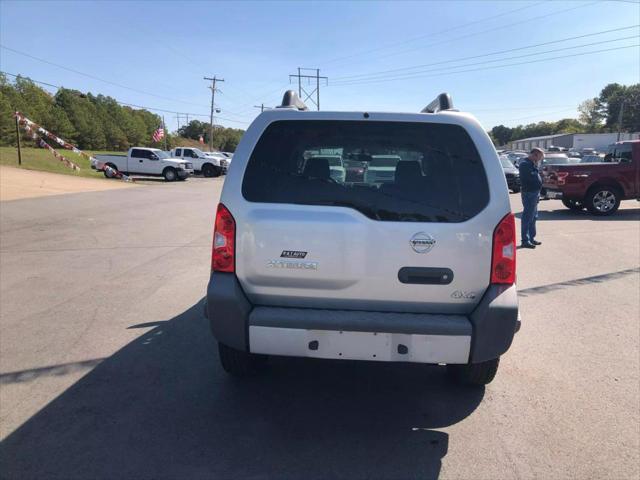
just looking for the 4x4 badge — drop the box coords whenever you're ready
[410,232,436,253]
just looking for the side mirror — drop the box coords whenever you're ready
[150,154,158,160]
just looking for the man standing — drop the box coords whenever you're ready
[518,148,544,249]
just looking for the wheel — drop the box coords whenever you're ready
[218,342,266,377]
[202,163,220,178]
[562,198,584,211]
[447,357,500,386]
[586,186,621,216]
[103,163,118,178]
[163,167,178,182]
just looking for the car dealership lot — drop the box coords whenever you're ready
[0,179,638,480]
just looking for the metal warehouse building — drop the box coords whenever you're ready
[510,132,639,152]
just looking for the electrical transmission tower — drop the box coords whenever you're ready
[288,68,328,111]
[204,75,224,151]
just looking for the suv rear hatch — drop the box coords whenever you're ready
[235,119,503,314]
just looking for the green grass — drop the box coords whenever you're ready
[0,147,124,179]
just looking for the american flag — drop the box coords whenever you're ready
[152,127,165,142]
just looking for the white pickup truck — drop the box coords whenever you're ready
[93,148,194,181]
[171,147,228,177]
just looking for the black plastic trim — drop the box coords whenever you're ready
[206,272,253,351]
[250,307,471,336]
[398,267,453,285]
[468,284,519,363]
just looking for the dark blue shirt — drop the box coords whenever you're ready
[518,158,542,193]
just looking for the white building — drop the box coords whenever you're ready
[510,132,639,151]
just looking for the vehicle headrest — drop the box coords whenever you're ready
[303,157,330,180]
[394,161,422,184]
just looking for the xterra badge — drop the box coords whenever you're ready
[267,260,318,270]
[281,250,307,259]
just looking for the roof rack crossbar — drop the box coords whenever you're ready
[277,90,309,111]
[421,93,453,113]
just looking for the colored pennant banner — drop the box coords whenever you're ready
[14,112,134,182]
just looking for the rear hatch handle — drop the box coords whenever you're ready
[398,267,453,285]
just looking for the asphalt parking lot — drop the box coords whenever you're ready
[1,177,638,480]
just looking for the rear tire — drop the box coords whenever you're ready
[103,163,118,178]
[447,357,500,386]
[163,167,178,182]
[586,186,621,216]
[218,342,265,377]
[202,163,220,178]
[562,198,584,211]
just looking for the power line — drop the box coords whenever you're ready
[0,44,207,108]
[328,44,639,87]
[502,108,579,122]
[333,25,639,82]
[322,1,599,72]
[331,35,638,86]
[317,1,547,67]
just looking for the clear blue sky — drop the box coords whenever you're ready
[1,0,638,132]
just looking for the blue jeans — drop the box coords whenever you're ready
[521,191,539,244]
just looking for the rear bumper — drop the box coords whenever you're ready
[205,273,519,364]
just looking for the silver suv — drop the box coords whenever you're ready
[205,92,519,385]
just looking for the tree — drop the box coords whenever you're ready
[598,83,640,132]
[578,98,603,132]
[490,125,513,146]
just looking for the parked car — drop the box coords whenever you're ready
[580,154,605,163]
[311,155,346,182]
[500,155,520,193]
[581,147,598,156]
[363,154,402,184]
[547,145,567,152]
[93,148,193,181]
[343,157,367,182]
[543,140,639,215]
[541,153,579,166]
[507,151,528,167]
[205,91,519,386]
[171,147,224,177]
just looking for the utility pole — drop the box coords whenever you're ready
[174,113,181,132]
[288,68,328,111]
[14,113,22,166]
[253,104,270,113]
[617,100,625,141]
[204,75,224,151]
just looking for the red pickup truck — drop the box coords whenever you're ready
[543,140,640,215]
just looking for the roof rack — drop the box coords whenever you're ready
[276,90,309,111]
[421,93,453,113]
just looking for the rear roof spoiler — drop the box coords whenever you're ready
[277,90,309,111]
[421,93,453,113]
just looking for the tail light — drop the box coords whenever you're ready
[556,171,569,185]
[211,203,235,272]
[491,213,516,285]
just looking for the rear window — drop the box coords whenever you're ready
[242,120,489,223]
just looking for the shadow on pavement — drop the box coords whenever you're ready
[518,267,640,298]
[515,206,640,221]
[0,302,484,480]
